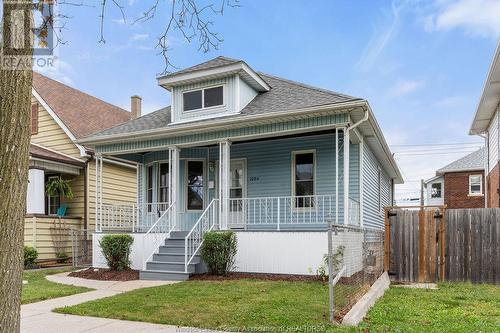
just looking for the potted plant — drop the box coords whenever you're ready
[45,177,73,216]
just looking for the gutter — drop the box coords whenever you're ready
[76,100,366,145]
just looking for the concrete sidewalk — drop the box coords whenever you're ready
[21,272,219,333]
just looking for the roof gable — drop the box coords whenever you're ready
[32,72,132,139]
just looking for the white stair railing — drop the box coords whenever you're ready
[142,202,175,270]
[185,199,219,272]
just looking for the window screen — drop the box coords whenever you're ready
[204,86,223,108]
[183,90,202,111]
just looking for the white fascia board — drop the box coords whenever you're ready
[32,88,89,157]
[77,100,366,145]
[436,167,485,175]
[157,62,270,92]
[470,41,500,135]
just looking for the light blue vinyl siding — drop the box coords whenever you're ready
[239,76,258,110]
[362,141,392,230]
[136,133,362,230]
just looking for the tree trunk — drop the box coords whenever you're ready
[0,1,33,332]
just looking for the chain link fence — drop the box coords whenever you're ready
[71,229,93,269]
[327,224,384,321]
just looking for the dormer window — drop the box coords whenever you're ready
[183,85,224,112]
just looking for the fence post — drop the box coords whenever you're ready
[439,207,446,281]
[277,197,280,231]
[418,207,426,282]
[384,207,390,272]
[328,224,334,322]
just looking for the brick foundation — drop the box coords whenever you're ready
[487,163,500,208]
[443,171,485,208]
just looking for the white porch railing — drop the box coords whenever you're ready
[142,202,175,270]
[99,202,169,232]
[185,199,219,272]
[227,194,337,229]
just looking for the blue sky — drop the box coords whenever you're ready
[38,0,500,202]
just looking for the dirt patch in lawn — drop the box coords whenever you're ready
[191,272,324,282]
[69,268,139,281]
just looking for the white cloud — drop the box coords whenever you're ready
[36,57,74,85]
[388,79,424,97]
[130,33,149,41]
[112,18,127,25]
[357,1,409,71]
[425,0,500,38]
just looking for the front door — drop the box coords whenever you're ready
[228,159,246,229]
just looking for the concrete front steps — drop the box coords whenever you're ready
[139,231,202,281]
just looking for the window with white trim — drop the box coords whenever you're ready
[158,162,169,205]
[469,175,482,195]
[46,175,60,215]
[431,183,442,198]
[146,165,154,211]
[292,151,315,208]
[183,86,224,112]
[187,160,204,210]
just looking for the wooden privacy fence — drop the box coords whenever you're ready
[384,207,499,284]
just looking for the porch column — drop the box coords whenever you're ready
[169,146,180,229]
[343,129,350,225]
[219,140,231,230]
[26,167,45,214]
[95,154,103,231]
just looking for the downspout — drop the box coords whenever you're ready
[345,107,369,226]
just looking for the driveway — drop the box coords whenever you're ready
[21,272,219,333]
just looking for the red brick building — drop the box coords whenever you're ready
[425,148,485,209]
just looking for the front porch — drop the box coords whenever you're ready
[95,131,362,233]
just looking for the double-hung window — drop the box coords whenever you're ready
[469,175,482,195]
[183,86,224,112]
[46,176,60,215]
[431,183,442,198]
[146,165,154,212]
[293,151,315,208]
[187,161,204,210]
[158,163,169,210]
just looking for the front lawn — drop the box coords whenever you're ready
[55,279,500,332]
[22,268,92,304]
[55,279,352,331]
[359,282,500,333]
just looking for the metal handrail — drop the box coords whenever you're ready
[142,202,175,271]
[184,199,219,272]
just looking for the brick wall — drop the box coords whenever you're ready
[487,163,500,208]
[443,171,485,208]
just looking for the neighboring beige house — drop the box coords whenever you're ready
[26,72,138,261]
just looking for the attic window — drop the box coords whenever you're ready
[183,85,224,112]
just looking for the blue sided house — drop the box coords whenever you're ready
[79,57,403,280]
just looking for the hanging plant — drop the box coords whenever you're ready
[45,177,74,200]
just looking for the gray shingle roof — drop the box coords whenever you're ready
[162,56,241,78]
[86,62,361,139]
[437,148,485,173]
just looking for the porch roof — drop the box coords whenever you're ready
[29,144,85,167]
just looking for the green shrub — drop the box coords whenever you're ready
[99,234,134,271]
[200,231,237,275]
[24,246,38,269]
[56,251,69,263]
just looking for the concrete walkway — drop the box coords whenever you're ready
[21,272,219,333]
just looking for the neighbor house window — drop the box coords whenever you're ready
[293,151,315,208]
[146,165,154,211]
[469,175,482,195]
[158,163,169,206]
[187,161,204,210]
[31,104,38,135]
[46,176,60,215]
[431,183,442,198]
[182,86,224,111]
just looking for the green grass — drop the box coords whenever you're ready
[54,279,500,332]
[22,268,92,304]
[359,282,500,333]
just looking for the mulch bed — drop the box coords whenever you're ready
[191,272,324,282]
[69,268,139,281]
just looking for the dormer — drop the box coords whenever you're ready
[157,57,270,123]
